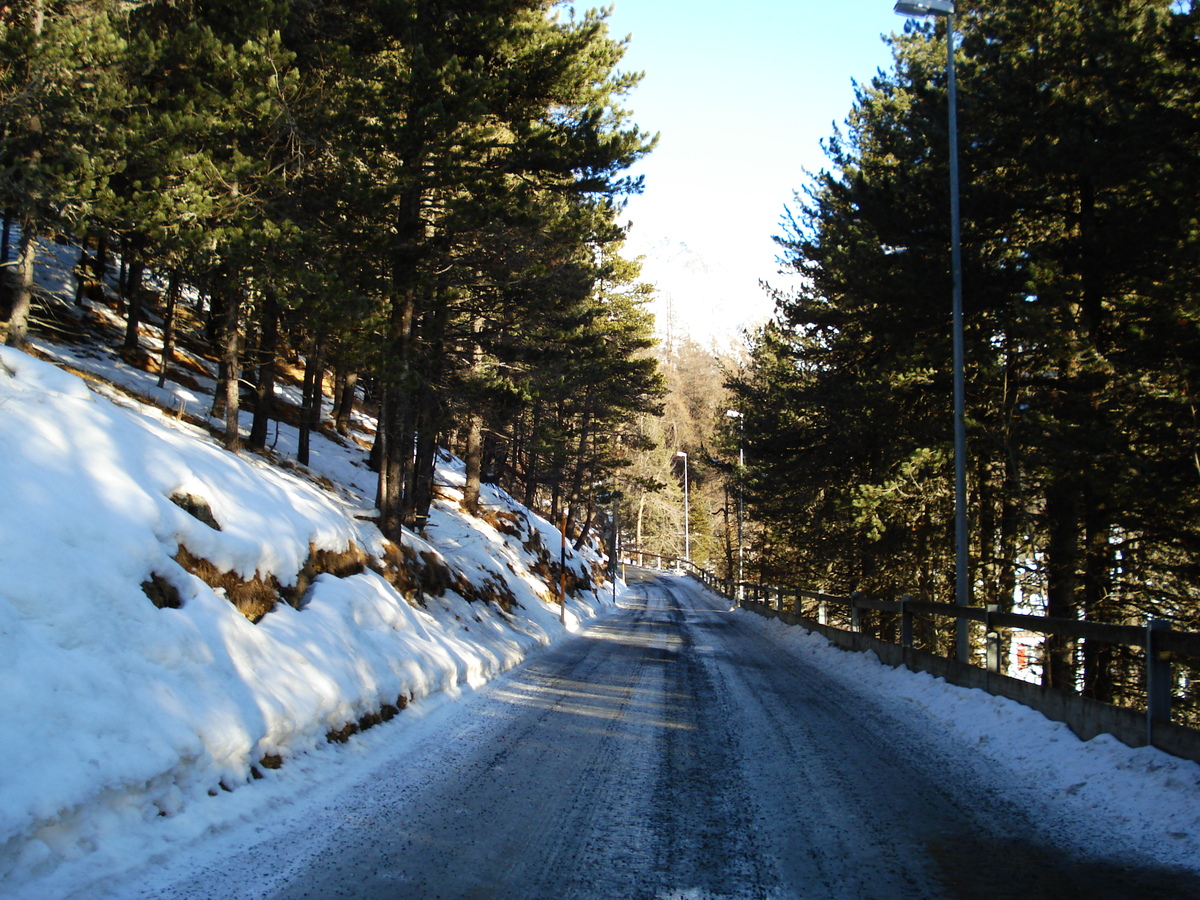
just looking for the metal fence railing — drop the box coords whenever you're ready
[625,556,1200,764]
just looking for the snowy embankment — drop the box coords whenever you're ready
[734,609,1200,873]
[0,344,615,888]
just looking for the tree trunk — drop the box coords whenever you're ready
[722,481,734,579]
[463,319,486,515]
[221,286,242,451]
[369,390,386,474]
[205,280,223,345]
[92,232,108,283]
[5,1,43,347]
[521,410,540,510]
[209,268,242,450]
[1081,484,1117,703]
[411,408,439,526]
[407,298,452,528]
[908,505,936,650]
[548,406,566,527]
[994,451,1022,667]
[0,208,12,265]
[73,234,90,306]
[564,403,593,538]
[156,268,182,389]
[549,466,562,533]
[636,492,646,564]
[378,380,413,539]
[334,368,358,435]
[378,288,416,541]
[115,239,127,315]
[486,430,509,489]
[121,237,146,353]
[977,456,998,610]
[464,409,485,516]
[998,456,1021,610]
[1043,475,1080,689]
[378,163,423,542]
[573,498,595,551]
[5,221,37,348]
[247,285,281,450]
[297,335,325,467]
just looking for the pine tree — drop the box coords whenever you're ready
[112,0,302,447]
[738,0,1200,686]
[1,0,127,347]
[960,0,1200,686]
[329,0,654,541]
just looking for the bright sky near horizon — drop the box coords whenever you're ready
[604,0,908,344]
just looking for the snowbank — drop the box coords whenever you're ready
[734,609,1200,872]
[0,345,613,886]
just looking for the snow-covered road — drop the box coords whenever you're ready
[78,572,1200,899]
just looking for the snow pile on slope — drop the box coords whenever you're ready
[0,345,611,886]
[736,610,1200,871]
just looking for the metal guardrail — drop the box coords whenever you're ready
[641,556,1199,748]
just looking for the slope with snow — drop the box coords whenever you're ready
[0,341,614,891]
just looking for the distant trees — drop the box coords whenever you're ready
[730,0,1200,693]
[609,335,741,571]
[0,0,658,546]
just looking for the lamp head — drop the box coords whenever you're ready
[894,0,954,17]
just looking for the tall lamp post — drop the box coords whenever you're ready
[894,0,970,663]
[725,409,744,597]
[675,451,690,564]
[611,489,620,603]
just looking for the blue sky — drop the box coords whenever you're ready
[603,0,907,341]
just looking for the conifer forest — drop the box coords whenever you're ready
[4,0,1200,718]
[0,0,661,549]
[728,0,1200,712]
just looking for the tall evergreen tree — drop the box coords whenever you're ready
[332,0,654,541]
[1,0,126,347]
[735,0,1200,686]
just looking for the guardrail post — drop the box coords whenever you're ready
[818,599,827,626]
[850,592,863,633]
[1146,619,1171,745]
[900,595,913,649]
[986,604,1000,674]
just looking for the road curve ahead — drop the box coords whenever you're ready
[123,571,1200,900]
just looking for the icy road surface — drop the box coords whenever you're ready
[91,572,1200,900]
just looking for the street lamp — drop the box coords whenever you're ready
[894,0,955,14]
[725,409,744,596]
[894,0,971,663]
[675,450,690,564]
